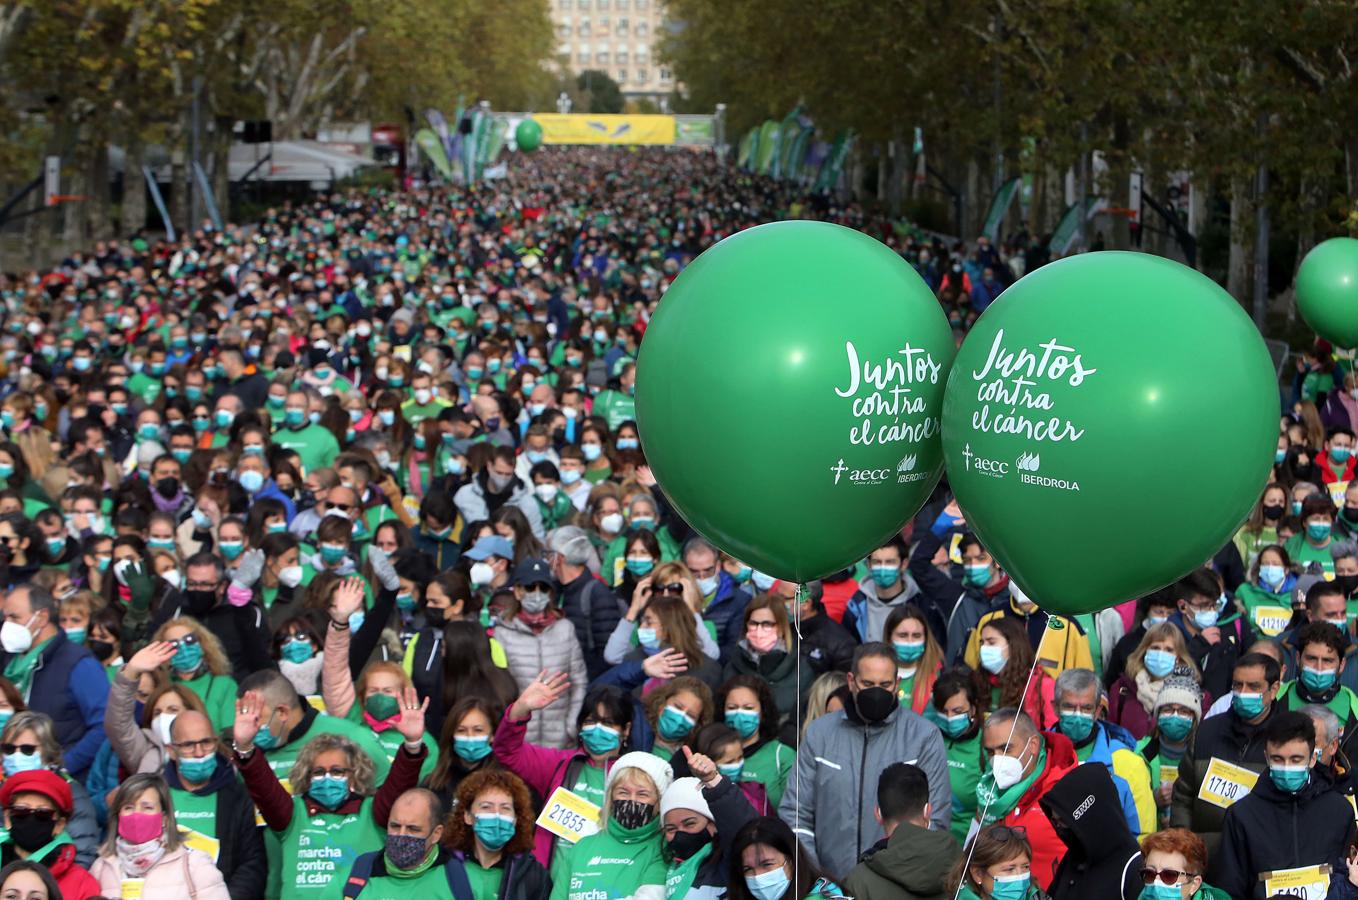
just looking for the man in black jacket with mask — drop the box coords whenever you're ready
[1040,764,1142,900]
[779,642,950,878]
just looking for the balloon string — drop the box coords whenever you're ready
[793,581,802,894]
[951,616,1053,900]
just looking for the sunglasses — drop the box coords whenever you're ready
[168,634,200,648]
[1140,867,1196,886]
[326,502,354,512]
[7,806,58,823]
[654,583,684,596]
[1,744,38,757]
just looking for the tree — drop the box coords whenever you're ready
[576,69,623,114]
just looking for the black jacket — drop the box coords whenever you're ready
[685,775,759,893]
[164,753,267,900]
[559,570,623,681]
[1212,765,1356,900]
[798,613,857,675]
[1040,764,1141,900]
[1169,704,1277,860]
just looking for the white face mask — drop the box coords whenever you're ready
[113,558,135,586]
[991,743,1031,790]
[600,512,624,534]
[152,713,177,745]
[0,614,35,654]
[534,483,559,504]
[162,570,183,590]
[470,562,496,587]
[278,565,304,589]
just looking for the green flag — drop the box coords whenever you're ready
[415,129,453,181]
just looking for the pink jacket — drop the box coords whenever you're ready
[90,846,229,900]
[493,709,612,866]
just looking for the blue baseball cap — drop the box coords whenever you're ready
[464,535,514,562]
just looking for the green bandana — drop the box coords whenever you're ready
[975,743,1046,825]
[3,637,52,698]
[665,842,712,898]
[385,845,438,879]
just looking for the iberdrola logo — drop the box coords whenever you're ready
[898,454,917,472]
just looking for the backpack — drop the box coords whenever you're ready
[343,850,473,899]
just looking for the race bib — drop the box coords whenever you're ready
[1331,481,1350,507]
[178,825,221,862]
[1251,605,1293,637]
[1198,757,1259,809]
[535,786,601,844]
[1263,864,1329,900]
[1159,764,1180,787]
[120,879,145,899]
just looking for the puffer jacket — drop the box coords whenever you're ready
[103,668,165,774]
[494,614,587,749]
[779,701,952,879]
[91,846,230,899]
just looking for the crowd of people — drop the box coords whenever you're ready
[0,144,1347,900]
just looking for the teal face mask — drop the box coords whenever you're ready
[252,713,281,750]
[473,813,516,850]
[219,541,244,561]
[724,709,760,739]
[870,565,900,588]
[1301,666,1338,693]
[1268,763,1310,793]
[990,874,1031,900]
[1058,711,1095,743]
[1157,713,1194,743]
[579,724,621,755]
[926,706,972,739]
[1308,521,1333,542]
[962,563,990,587]
[64,627,86,645]
[893,640,925,663]
[657,705,696,741]
[177,754,218,782]
[280,639,313,664]
[171,642,204,673]
[453,735,493,763]
[1231,691,1265,720]
[717,760,744,781]
[307,774,350,809]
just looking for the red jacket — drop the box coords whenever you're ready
[1320,450,1356,485]
[45,842,101,900]
[991,731,1078,891]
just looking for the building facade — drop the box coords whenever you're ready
[550,0,673,104]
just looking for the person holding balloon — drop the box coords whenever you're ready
[962,580,1094,682]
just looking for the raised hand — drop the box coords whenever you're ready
[510,670,571,719]
[394,685,429,744]
[367,544,400,591]
[231,549,265,589]
[125,640,176,678]
[636,465,657,488]
[233,690,265,749]
[682,745,719,786]
[642,648,688,680]
[628,576,653,619]
[329,577,366,624]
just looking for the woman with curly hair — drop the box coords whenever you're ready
[978,616,1056,732]
[230,685,430,899]
[713,675,795,810]
[446,769,551,900]
[642,675,713,762]
[152,617,238,731]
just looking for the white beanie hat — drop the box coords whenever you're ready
[605,751,673,798]
[660,777,713,821]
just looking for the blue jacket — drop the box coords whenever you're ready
[0,632,107,778]
[1080,721,1143,835]
[253,479,296,522]
[702,572,751,650]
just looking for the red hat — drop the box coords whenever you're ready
[0,770,72,814]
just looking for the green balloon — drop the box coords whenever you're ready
[515,119,543,152]
[636,221,955,582]
[940,252,1276,616]
[1297,237,1358,347]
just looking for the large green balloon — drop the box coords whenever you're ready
[1297,237,1358,347]
[940,252,1276,616]
[515,119,543,152]
[636,221,955,582]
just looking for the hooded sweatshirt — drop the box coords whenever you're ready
[1039,764,1142,900]
[842,819,962,900]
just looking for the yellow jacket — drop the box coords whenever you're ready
[963,605,1093,679]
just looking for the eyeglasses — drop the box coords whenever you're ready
[654,583,684,596]
[309,766,352,780]
[747,621,778,631]
[1,744,38,757]
[7,806,58,823]
[172,738,218,755]
[1140,867,1196,886]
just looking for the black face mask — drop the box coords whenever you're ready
[7,813,55,852]
[1335,574,1358,598]
[154,477,180,500]
[295,489,317,512]
[1263,504,1285,521]
[666,827,713,862]
[185,588,218,611]
[855,686,897,725]
[88,639,115,662]
[611,799,656,830]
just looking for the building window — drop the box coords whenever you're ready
[636,68,649,83]
[616,49,628,64]
[616,69,627,84]
[636,49,648,64]
[577,49,590,64]
[556,23,571,38]
[577,18,590,35]
[578,0,590,8]
[636,0,648,9]
[558,0,571,9]
[636,22,648,37]
[598,16,609,33]
[659,67,671,82]
[598,0,609,8]
[617,0,629,8]
[596,50,610,63]
[617,17,628,35]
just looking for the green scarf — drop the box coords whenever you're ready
[666,842,712,898]
[4,637,52,697]
[384,845,438,879]
[975,744,1047,825]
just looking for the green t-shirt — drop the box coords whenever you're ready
[549,815,666,900]
[277,795,382,899]
[945,729,984,844]
[466,859,505,900]
[742,740,794,811]
[175,670,239,732]
[361,858,457,899]
[273,423,341,475]
[170,784,221,859]
[1285,533,1337,576]
[592,390,636,431]
[126,371,163,403]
